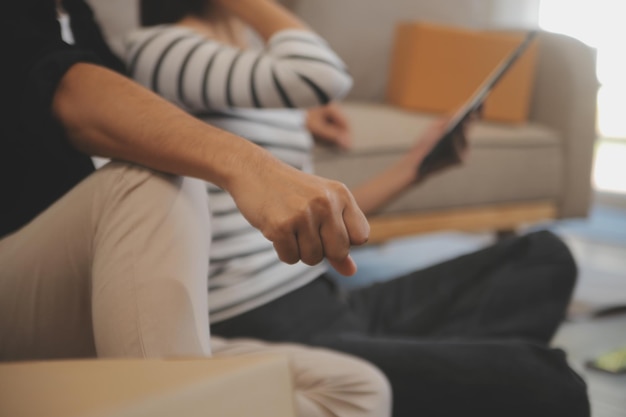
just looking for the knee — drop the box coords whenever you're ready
[211,339,392,417]
[525,230,578,290]
[93,161,209,229]
[96,161,205,200]
[513,347,590,417]
[293,347,392,417]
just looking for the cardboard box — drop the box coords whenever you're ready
[387,22,538,124]
[0,355,295,417]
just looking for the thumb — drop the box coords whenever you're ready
[329,254,358,277]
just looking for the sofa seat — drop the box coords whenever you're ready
[0,355,296,417]
[314,101,563,216]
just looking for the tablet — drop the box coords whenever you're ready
[419,30,538,176]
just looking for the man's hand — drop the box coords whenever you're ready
[306,102,353,150]
[54,64,367,276]
[226,153,369,276]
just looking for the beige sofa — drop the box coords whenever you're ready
[0,355,296,417]
[290,0,599,243]
[90,0,599,243]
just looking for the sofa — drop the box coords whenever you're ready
[0,355,296,417]
[289,0,599,243]
[90,0,599,244]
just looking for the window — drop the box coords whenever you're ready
[539,0,626,194]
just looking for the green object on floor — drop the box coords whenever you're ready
[587,346,626,374]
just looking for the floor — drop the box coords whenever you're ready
[329,198,626,416]
[549,204,626,417]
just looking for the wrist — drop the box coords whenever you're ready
[208,133,280,193]
[396,152,424,185]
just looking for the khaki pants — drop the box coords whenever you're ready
[211,337,391,417]
[0,161,391,417]
[0,162,212,359]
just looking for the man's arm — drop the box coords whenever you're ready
[53,63,369,275]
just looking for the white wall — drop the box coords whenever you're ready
[292,0,540,100]
[86,0,541,100]
[87,0,139,57]
[487,0,541,29]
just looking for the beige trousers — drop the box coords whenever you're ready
[211,337,392,417]
[0,161,391,416]
[0,162,212,359]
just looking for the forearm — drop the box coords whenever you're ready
[218,0,308,41]
[351,156,417,216]
[52,62,369,276]
[52,62,272,189]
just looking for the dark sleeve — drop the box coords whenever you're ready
[1,0,100,146]
[62,0,126,74]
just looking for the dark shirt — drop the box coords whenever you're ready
[1,0,123,238]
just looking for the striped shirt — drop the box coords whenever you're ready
[125,26,353,322]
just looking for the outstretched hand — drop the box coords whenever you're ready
[306,102,353,151]
[410,113,475,182]
[227,151,369,276]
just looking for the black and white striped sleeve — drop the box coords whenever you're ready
[125,27,353,111]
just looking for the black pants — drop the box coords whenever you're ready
[212,231,590,417]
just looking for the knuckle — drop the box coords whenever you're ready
[330,180,350,196]
[264,217,296,242]
[309,190,332,211]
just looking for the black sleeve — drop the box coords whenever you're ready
[62,0,126,74]
[1,0,100,146]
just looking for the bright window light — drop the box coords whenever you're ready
[539,0,626,138]
[593,141,626,194]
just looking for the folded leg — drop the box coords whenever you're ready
[347,231,577,343]
[211,337,391,417]
[0,162,211,360]
[310,333,589,417]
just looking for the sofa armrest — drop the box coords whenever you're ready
[529,31,599,218]
[0,355,296,417]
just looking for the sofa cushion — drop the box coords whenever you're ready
[314,102,563,215]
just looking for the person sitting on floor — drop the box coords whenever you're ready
[125,0,590,416]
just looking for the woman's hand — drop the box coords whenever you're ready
[410,114,475,182]
[306,103,353,151]
[212,0,307,41]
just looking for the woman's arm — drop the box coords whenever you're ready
[351,119,468,215]
[350,154,419,216]
[215,0,307,41]
[53,63,369,275]
[126,1,351,110]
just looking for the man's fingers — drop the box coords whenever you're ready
[328,254,358,277]
[296,215,325,266]
[302,183,364,274]
[319,208,351,272]
[272,233,300,265]
[342,196,370,246]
